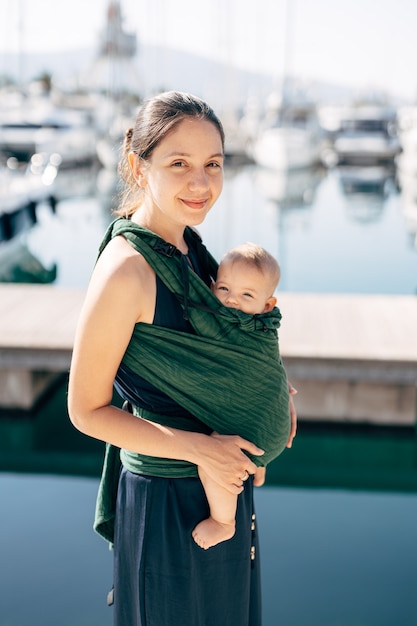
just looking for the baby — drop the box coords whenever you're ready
[192,242,281,550]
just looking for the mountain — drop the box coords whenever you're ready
[0,43,357,113]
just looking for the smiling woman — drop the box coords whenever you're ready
[67,90,294,626]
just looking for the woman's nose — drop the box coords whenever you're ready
[188,168,209,191]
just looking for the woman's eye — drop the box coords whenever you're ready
[172,161,185,167]
[207,161,222,168]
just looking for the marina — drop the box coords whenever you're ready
[1,2,417,625]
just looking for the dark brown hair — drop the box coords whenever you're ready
[115,91,225,216]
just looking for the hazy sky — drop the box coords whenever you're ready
[0,0,416,101]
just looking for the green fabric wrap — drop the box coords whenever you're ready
[93,217,290,544]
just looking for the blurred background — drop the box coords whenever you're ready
[0,2,416,625]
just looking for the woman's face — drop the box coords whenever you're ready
[131,118,224,230]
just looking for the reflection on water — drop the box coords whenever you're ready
[198,162,417,294]
[0,237,57,283]
[2,159,417,295]
[337,165,396,223]
[253,165,324,209]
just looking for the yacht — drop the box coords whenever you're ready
[328,105,401,166]
[249,94,322,170]
[0,100,97,168]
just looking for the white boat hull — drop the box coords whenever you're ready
[251,127,320,170]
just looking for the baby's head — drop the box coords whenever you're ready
[213,243,281,314]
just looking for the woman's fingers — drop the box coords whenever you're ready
[288,383,298,395]
[212,433,263,475]
[232,436,265,459]
[286,393,297,448]
[203,433,263,493]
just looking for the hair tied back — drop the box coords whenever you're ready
[125,127,134,146]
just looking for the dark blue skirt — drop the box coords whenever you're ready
[113,468,262,626]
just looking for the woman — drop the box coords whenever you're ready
[68,91,296,626]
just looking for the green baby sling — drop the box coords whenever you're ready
[94,218,290,544]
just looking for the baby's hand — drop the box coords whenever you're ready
[253,466,266,487]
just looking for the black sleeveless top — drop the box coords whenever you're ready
[114,244,209,417]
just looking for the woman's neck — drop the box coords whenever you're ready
[130,208,188,253]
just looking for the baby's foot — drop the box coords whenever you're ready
[192,517,236,550]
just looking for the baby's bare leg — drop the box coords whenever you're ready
[253,466,266,487]
[192,467,237,550]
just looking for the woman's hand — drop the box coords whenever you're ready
[286,383,298,449]
[195,432,264,495]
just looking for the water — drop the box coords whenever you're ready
[1,161,417,625]
[15,162,417,294]
[1,473,416,626]
[200,165,417,295]
[0,473,113,626]
[1,386,417,625]
[1,392,416,626]
[257,486,417,626]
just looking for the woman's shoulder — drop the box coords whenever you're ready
[97,235,153,283]
[90,235,156,321]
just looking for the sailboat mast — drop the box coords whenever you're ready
[281,0,294,115]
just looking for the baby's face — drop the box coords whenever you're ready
[213,260,275,314]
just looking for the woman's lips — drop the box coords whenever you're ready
[181,198,208,209]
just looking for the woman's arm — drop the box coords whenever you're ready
[68,236,263,494]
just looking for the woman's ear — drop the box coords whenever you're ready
[263,296,277,312]
[128,152,147,187]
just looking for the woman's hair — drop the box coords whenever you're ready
[221,242,281,290]
[115,91,225,217]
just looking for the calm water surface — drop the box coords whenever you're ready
[19,162,417,294]
[1,162,417,625]
[1,472,416,626]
